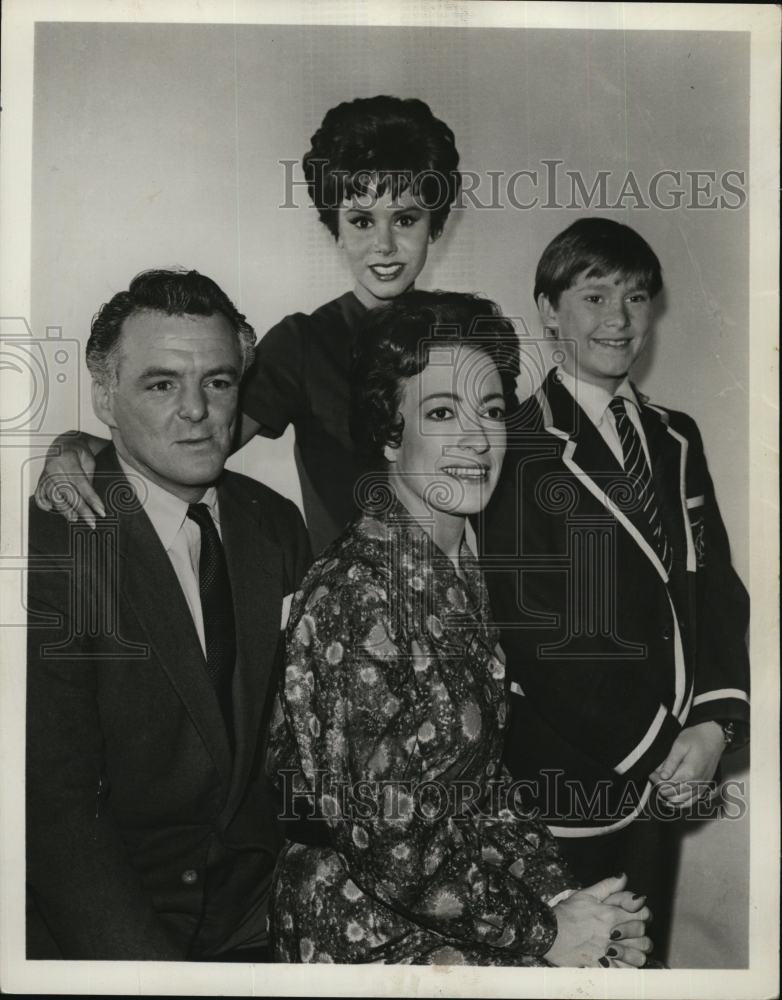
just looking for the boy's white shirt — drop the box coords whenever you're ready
[556,367,653,470]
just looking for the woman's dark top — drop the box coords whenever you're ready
[266,495,575,965]
[241,292,368,555]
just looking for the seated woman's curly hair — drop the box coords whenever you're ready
[303,95,461,240]
[350,291,520,469]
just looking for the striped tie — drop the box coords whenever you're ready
[608,397,672,576]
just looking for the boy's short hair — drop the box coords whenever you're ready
[349,290,519,469]
[303,95,461,241]
[533,217,663,307]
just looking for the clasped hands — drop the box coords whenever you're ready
[545,874,652,968]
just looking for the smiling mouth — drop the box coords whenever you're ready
[593,338,632,348]
[441,466,489,482]
[369,263,405,281]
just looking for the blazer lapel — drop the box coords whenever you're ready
[637,399,688,567]
[95,448,233,794]
[543,371,624,479]
[217,477,285,824]
[542,372,672,580]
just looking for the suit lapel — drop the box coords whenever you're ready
[95,448,233,793]
[218,476,285,824]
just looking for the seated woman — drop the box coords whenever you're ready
[266,291,652,966]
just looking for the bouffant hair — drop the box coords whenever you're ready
[303,96,461,240]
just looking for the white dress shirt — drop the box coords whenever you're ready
[556,367,652,470]
[118,456,221,658]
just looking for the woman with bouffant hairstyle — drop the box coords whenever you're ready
[267,291,652,968]
[36,96,463,557]
[304,95,461,241]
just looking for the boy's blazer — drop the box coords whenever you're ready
[479,369,750,835]
[26,445,312,958]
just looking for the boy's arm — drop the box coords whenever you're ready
[649,414,750,806]
[679,416,750,735]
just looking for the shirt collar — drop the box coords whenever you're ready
[117,455,219,552]
[555,367,639,426]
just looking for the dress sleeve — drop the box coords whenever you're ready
[475,766,579,903]
[241,315,306,438]
[272,562,563,959]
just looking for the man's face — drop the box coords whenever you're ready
[337,185,434,309]
[538,270,653,392]
[94,310,241,501]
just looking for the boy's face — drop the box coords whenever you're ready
[538,270,653,392]
[337,185,435,310]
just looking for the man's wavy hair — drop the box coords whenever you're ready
[350,290,519,469]
[86,268,256,389]
[303,95,462,240]
[533,217,663,308]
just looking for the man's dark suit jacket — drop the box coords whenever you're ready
[478,370,750,835]
[26,445,312,959]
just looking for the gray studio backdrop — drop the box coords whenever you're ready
[31,22,750,968]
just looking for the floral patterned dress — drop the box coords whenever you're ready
[267,496,576,965]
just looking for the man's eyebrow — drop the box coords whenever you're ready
[136,367,181,383]
[202,364,241,379]
[136,364,240,383]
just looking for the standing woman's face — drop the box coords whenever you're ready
[384,345,507,521]
[337,186,436,309]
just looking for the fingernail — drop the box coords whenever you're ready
[632,894,645,900]
[97,505,106,517]
[598,957,610,968]
[606,947,618,958]
[610,929,622,939]
[614,872,625,879]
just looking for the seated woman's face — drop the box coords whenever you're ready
[337,185,434,306]
[384,344,507,519]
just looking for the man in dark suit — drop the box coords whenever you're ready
[26,269,311,960]
[479,219,750,961]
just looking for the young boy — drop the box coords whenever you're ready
[480,217,750,961]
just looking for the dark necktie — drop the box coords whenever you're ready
[608,396,673,576]
[186,502,236,750]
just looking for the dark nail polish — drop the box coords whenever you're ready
[598,957,610,968]
[610,929,622,939]
[614,871,625,879]
[632,893,644,900]
[606,947,618,958]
